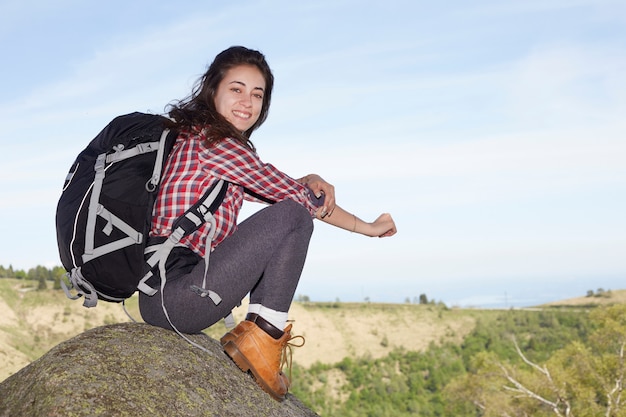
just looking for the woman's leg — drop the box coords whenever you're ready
[139,199,313,333]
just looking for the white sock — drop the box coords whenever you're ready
[248,303,262,315]
[248,303,288,330]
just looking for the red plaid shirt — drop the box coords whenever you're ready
[150,128,319,257]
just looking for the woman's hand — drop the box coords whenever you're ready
[367,213,397,238]
[298,174,336,217]
[317,204,396,238]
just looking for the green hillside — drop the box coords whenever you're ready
[3,277,626,416]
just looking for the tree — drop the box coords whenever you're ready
[419,293,428,305]
[296,294,310,303]
[52,266,66,290]
[37,275,47,290]
[448,305,626,416]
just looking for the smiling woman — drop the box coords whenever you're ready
[130,45,398,401]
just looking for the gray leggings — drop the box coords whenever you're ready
[139,199,314,333]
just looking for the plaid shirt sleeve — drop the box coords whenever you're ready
[200,137,320,216]
[151,132,321,257]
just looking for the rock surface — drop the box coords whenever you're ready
[0,322,318,417]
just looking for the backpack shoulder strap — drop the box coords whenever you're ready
[137,178,230,352]
[138,178,228,296]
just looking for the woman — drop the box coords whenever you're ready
[139,46,397,401]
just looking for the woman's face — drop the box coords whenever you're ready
[214,65,266,132]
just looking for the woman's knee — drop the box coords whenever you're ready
[276,199,314,234]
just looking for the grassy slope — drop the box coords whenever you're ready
[3,278,621,382]
[540,289,626,307]
[0,279,142,380]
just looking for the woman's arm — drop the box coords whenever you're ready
[204,139,324,217]
[317,205,397,238]
[296,173,395,237]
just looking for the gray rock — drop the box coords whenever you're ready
[0,322,318,417]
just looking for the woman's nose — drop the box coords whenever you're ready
[240,95,252,107]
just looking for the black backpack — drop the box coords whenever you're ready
[56,112,227,308]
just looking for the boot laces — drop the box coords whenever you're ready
[279,332,305,382]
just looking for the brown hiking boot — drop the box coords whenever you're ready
[220,319,250,347]
[220,313,285,347]
[223,319,304,401]
[220,313,283,347]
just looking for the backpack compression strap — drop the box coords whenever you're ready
[62,129,172,308]
[83,133,169,264]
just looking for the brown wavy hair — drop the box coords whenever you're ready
[166,46,274,150]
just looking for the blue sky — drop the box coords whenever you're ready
[1,0,625,307]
